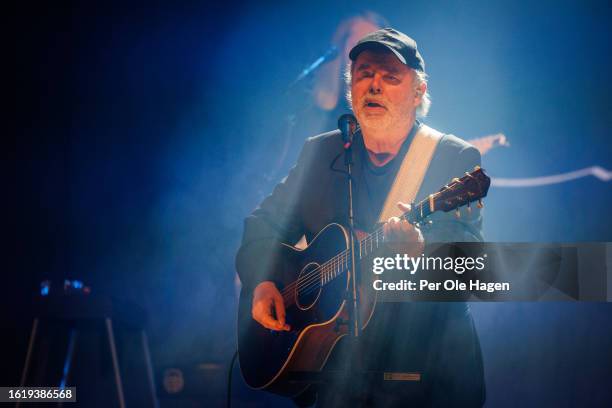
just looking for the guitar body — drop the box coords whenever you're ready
[237,223,376,397]
[237,168,491,397]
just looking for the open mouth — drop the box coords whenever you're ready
[364,100,386,109]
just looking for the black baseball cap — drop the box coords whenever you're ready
[349,28,425,72]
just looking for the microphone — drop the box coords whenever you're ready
[289,46,339,87]
[338,113,357,149]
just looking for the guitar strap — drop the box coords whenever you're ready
[377,124,443,223]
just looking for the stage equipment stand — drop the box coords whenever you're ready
[19,282,159,408]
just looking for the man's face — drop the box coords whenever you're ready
[350,48,423,133]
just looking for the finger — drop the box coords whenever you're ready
[401,222,421,240]
[384,217,399,236]
[397,202,412,212]
[273,295,290,331]
[397,220,415,233]
[385,220,416,241]
[383,221,394,237]
[383,217,400,237]
[252,300,282,330]
[387,216,401,224]
[401,224,424,246]
[259,313,283,330]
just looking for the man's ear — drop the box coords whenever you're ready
[414,82,427,106]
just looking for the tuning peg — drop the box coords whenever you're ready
[455,207,461,218]
[476,199,484,209]
[474,165,481,170]
[452,177,460,183]
[467,201,472,213]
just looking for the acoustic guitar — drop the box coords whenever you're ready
[237,167,491,397]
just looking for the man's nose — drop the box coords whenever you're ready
[368,73,383,94]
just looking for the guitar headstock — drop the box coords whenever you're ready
[434,167,491,213]
[400,167,491,225]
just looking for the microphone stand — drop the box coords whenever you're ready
[288,46,338,90]
[266,46,340,187]
[343,130,360,341]
[338,115,363,398]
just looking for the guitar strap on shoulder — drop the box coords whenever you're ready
[377,124,444,223]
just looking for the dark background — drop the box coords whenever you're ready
[8,0,612,406]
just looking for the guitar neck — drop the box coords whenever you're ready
[316,167,490,287]
[357,193,432,259]
[318,194,434,286]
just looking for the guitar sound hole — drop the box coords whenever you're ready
[295,262,322,310]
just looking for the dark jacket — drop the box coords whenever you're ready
[236,125,486,407]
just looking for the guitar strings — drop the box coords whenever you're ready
[281,216,412,302]
[281,227,387,304]
[280,236,356,303]
[280,205,425,303]
[279,175,481,305]
[281,228,376,300]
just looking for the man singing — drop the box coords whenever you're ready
[237,28,485,407]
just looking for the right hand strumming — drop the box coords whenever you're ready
[252,281,291,331]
